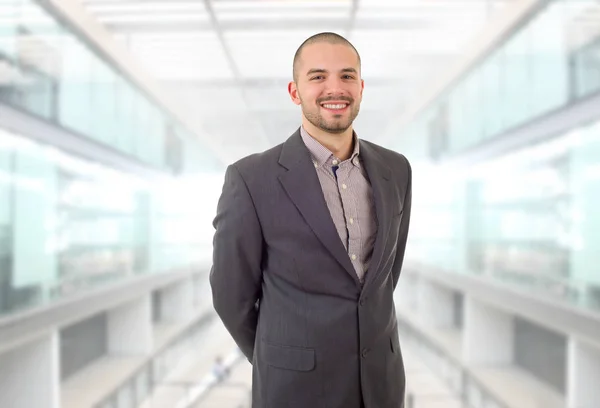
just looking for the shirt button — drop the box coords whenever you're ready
[349,218,354,224]
[342,184,347,189]
[351,254,357,260]
[332,159,338,165]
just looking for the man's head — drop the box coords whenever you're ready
[288,32,364,135]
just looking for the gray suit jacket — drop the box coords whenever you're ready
[210,128,412,408]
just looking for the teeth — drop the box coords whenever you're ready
[322,104,347,109]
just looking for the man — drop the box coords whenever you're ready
[210,32,412,408]
[212,355,229,383]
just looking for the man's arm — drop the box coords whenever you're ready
[392,157,412,290]
[210,164,263,363]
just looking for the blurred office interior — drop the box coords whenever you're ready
[0,0,599,407]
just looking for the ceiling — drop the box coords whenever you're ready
[78,0,517,164]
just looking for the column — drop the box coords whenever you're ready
[567,337,600,408]
[0,332,60,408]
[108,294,153,355]
[396,274,418,312]
[462,296,514,364]
[159,278,194,322]
[416,279,454,328]
[193,272,212,311]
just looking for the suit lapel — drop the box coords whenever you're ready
[359,141,394,291]
[277,130,360,286]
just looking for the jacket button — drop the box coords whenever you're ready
[359,298,365,306]
[361,348,369,358]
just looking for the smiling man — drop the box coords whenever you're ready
[210,32,412,408]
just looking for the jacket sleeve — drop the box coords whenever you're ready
[209,164,264,363]
[392,156,412,290]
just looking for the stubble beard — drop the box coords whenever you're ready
[300,98,360,135]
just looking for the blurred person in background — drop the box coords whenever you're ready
[212,355,229,383]
[210,32,412,408]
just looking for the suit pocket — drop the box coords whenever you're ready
[263,342,322,407]
[263,341,315,371]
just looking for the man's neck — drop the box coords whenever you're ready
[302,119,354,161]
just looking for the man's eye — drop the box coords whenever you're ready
[311,76,323,80]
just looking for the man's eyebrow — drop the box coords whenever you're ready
[305,67,358,76]
[306,68,328,76]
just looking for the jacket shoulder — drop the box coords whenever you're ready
[361,139,410,170]
[229,143,284,180]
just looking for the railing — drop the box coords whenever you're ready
[93,313,215,408]
[398,317,510,408]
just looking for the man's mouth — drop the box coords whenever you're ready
[320,102,350,112]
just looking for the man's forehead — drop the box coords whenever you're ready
[299,46,359,70]
[302,41,357,57]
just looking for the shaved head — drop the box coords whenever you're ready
[293,32,361,82]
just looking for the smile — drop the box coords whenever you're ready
[320,102,349,112]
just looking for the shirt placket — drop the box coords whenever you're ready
[338,163,363,280]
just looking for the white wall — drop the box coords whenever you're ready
[108,295,153,355]
[567,337,600,408]
[0,333,59,408]
[463,296,514,365]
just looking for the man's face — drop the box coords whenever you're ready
[288,42,364,134]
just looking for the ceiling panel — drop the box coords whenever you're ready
[214,0,352,30]
[126,32,233,80]
[350,28,483,54]
[349,27,474,79]
[212,0,352,12]
[84,1,207,13]
[225,30,344,78]
[84,0,209,24]
[216,10,351,21]
[358,0,511,11]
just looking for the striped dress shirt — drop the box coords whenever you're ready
[300,126,377,283]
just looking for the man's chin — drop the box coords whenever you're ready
[321,126,350,135]
[320,121,352,134]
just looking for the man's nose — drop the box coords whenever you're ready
[325,77,345,95]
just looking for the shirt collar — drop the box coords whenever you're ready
[300,126,360,169]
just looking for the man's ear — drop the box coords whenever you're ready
[288,81,302,106]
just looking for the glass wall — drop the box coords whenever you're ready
[0,127,221,317]
[396,0,600,315]
[400,0,600,160]
[406,118,600,313]
[0,0,221,173]
[572,33,600,99]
